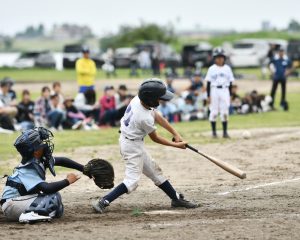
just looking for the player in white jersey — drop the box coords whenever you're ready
[92,79,198,213]
[205,47,234,138]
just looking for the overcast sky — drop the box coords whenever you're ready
[1,0,299,36]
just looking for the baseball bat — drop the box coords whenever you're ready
[186,144,246,179]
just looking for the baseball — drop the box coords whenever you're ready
[242,130,251,139]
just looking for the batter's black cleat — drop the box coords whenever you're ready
[171,194,199,209]
[223,133,230,139]
[92,198,109,213]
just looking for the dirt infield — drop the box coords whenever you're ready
[1,127,300,240]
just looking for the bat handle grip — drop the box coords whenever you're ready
[186,144,199,153]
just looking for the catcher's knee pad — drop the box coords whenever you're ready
[26,192,64,218]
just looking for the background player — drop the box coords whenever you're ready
[1,127,82,222]
[205,47,234,138]
[92,79,198,213]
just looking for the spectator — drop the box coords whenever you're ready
[16,90,35,130]
[269,47,293,111]
[165,75,176,93]
[99,86,117,127]
[114,85,131,120]
[189,71,203,94]
[230,84,242,114]
[179,94,205,122]
[52,82,64,106]
[157,100,176,122]
[0,79,18,131]
[151,46,160,76]
[2,77,17,103]
[47,94,64,130]
[34,86,51,127]
[74,89,100,124]
[75,46,97,93]
[63,97,94,130]
[102,48,117,78]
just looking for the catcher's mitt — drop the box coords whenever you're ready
[83,159,114,189]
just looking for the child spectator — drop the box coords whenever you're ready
[114,85,131,120]
[47,94,64,130]
[34,86,51,127]
[230,84,242,114]
[99,86,117,127]
[52,82,64,106]
[16,90,35,130]
[0,79,18,131]
[63,97,97,130]
[74,89,100,124]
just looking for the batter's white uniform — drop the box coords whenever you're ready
[119,96,166,193]
[205,64,234,122]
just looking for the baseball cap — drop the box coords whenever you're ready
[82,46,90,53]
[104,85,114,91]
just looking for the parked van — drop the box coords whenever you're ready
[229,39,269,67]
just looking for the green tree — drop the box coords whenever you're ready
[100,23,177,50]
[288,19,300,32]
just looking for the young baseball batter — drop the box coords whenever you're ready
[205,47,234,138]
[93,79,198,213]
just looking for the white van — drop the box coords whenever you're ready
[229,39,269,67]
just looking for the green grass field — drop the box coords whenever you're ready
[0,67,291,82]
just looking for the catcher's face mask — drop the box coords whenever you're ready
[38,128,56,176]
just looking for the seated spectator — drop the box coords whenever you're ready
[114,85,131,120]
[2,77,17,104]
[0,79,18,131]
[74,89,100,124]
[47,94,64,130]
[16,90,35,130]
[179,94,205,121]
[157,100,177,122]
[99,86,117,127]
[52,81,64,106]
[189,71,203,96]
[63,97,97,130]
[34,86,51,127]
[165,75,176,94]
[230,84,242,114]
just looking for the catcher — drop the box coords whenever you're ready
[0,127,114,223]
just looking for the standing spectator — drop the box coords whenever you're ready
[74,89,100,124]
[151,46,160,76]
[102,48,117,78]
[0,80,17,132]
[52,82,64,106]
[16,90,35,130]
[114,85,131,120]
[76,46,97,93]
[138,48,151,75]
[47,94,64,130]
[34,86,51,127]
[269,47,293,111]
[99,86,117,127]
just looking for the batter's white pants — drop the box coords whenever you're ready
[119,135,167,193]
[209,88,230,122]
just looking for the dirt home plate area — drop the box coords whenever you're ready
[0,127,299,240]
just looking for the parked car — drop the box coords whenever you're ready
[181,42,213,67]
[135,41,181,67]
[113,47,136,68]
[13,51,56,69]
[287,40,300,68]
[62,44,104,69]
[229,39,269,68]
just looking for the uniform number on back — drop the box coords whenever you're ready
[123,105,133,127]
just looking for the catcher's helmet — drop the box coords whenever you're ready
[138,78,174,108]
[14,127,56,176]
[213,47,226,59]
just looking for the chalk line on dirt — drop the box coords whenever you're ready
[217,177,300,195]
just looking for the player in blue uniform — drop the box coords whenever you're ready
[1,127,83,222]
